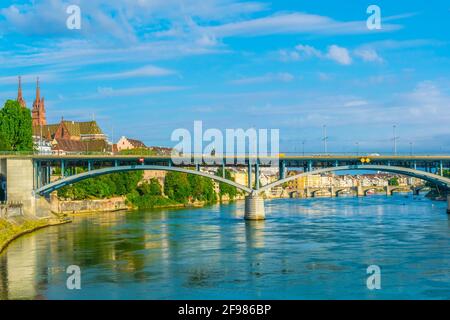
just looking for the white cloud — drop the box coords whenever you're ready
[84,65,176,80]
[281,43,352,65]
[92,85,188,98]
[230,72,295,85]
[202,12,401,38]
[279,49,300,62]
[344,100,369,107]
[326,45,352,65]
[354,48,383,63]
[295,44,322,58]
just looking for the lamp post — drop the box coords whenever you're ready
[322,125,328,154]
[392,125,399,155]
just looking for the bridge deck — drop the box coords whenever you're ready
[1,154,450,161]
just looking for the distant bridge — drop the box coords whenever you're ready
[1,154,449,218]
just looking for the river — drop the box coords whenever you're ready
[1,194,449,300]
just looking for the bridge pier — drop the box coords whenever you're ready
[357,185,364,197]
[386,186,393,196]
[330,186,336,197]
[4,158,51,217]
[244,194,265,220]
[6,158,35,215]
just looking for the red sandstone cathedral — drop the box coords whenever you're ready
[17,76,47,126]
[15,76,110,154]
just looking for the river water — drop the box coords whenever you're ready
[1,194,449,300]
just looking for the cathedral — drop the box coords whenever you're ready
[15,76,110,154]
[17,76,47,126]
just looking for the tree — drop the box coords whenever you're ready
[443,170,450,178]
[0,130,11,151]
[118,148,156,155]
[388,177,399,186]
[0,100,33,151]
[216,168,238,200]
[137,178,162,196]
[164,172,192,203]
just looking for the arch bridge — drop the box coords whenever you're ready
[1,154,449,219]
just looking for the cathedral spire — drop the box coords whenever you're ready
[32,76,46,126]
[17,76,26,108]
[36,77,40,101]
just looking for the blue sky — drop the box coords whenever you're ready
[0,0,449,154]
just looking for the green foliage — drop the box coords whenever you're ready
[164,171,217,204]
[164,171,192,203]
[137,178,162,196]
[188,174,217,203]
[0,130,11,151]
[128,178,178,209]
[57,171,143,200]
[216,168,238,200]
[388,177,400,186]
[127,193,179,209]
[118,148,156,155]
[58,169,219,208]
[0,100,33,151]
[443,170,450,178]
[0,218,49,250]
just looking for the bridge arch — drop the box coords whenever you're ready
[257,165,450,195]
[35,165,253,196]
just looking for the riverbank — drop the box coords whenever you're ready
[0,216,71,254]
[53,192,248,215]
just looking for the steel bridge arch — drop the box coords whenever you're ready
[257,165,450,194]
[35,165,253,195]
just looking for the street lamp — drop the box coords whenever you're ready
[322,125,328,154]
[392,125,399,155]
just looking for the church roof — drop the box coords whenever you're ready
[52,139,110,153]
[62,121,103,136]
[32,124,59,138]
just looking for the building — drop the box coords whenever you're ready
[149,146,173,156]
[17,76,26,108]
[116,136,147,151]
[51,139,111,155]
[32,119,108,154]
[16,76,47,126]
[33,138,52,154]
[52,120,106,141]
[31,78,46,126]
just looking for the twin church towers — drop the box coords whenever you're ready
[16,76,46,127]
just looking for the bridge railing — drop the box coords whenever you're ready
[1,151,450,157]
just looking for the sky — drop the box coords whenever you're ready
[0,0,449,154]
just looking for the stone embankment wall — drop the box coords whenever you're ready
[0,203,23,219]
[51,195,129,214]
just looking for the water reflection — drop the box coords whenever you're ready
[0,195,449,299]
[245,220,265,249]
